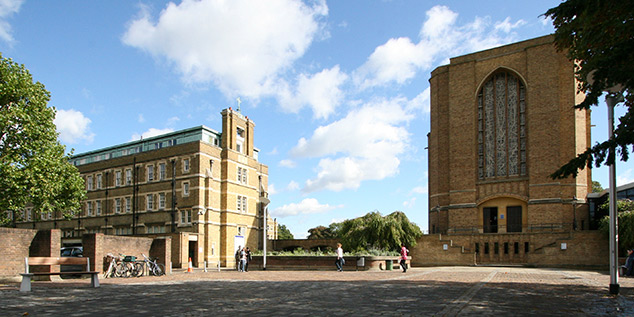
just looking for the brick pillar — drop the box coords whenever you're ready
[82,233,103,272]
[150,236,172,270]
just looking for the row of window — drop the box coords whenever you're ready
[85,158,191,191]
[85,192,171,216]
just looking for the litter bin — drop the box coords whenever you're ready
[386,259,393,271]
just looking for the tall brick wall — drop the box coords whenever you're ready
[83,233,153,272]
[0,228,38,282]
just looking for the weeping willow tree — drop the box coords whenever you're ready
[338,211,422,252]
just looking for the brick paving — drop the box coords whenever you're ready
[1,266,634,316]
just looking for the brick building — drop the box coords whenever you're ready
[13,108,277,268]
[415,35,606,267]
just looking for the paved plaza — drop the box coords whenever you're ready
[2,266,634,316]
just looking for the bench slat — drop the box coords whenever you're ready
[22,271,99,276]
[28,257,89,265]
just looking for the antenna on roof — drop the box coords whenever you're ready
[236,97,241,113]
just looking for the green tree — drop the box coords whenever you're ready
[599,199,634,254]
[0,55,85,226]
[277,224,294,240]
[592,181,604,193]
[338,211,422,252]
[307,223,340,239]
[545,1,634,179]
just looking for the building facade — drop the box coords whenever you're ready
[13,108,276,268]
[412,35,607,268]
[428,35,591,235]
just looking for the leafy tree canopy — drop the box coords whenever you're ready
[599,199,634,254]
[338,211,422,252]
[307,223,340,239]
[277,224,294,240]
[592,181,604,193]
[0,55,85,225]
[545,0,634,179]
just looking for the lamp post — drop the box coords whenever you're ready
[587,70,624,295]
[607,92,623,295]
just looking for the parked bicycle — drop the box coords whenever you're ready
[142,253,165,276]
[121,254,144,277]
[103,253,143,278]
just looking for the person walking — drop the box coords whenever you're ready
[235,246,242,271]
[335,243,345,272]
[239,247,247,272]
[400,243,409,273]
[245,247,252,272]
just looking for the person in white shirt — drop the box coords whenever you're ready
[335,243,344,272]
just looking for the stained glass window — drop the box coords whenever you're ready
[477,70,526,179]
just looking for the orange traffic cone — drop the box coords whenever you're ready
[187,257,193,273]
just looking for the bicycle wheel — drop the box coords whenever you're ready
[132,262,144,277]
[116,262,131,278]
[156,263,165,276]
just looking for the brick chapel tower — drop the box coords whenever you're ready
[428,35,591,235]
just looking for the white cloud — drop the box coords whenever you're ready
[494,17,526,33]
[291,97,413,193]
[279,159,297,168]
[0,0,23,44]
[167,116,180,126]
[138,114,145,123]
[278,65,348,119]
[410,186,428,195]
[268,184,278,195]
[130,128,174,141]
[271,198,341,217]
[403,197,417,208]
[353,5,525,90]
[407,87,430,114]
[618,169,634,186]
[286,181,300,191]
[122,0,328,99]
[54,109,94,144]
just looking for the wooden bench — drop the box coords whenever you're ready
[20,257,100,292]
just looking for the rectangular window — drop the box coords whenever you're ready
[504,242,509,255]
[159,163,166,180]
[524,242,530,253]
[159,193,166,210]
[180,210,192,224]
[236,195,248,212]
[97,174,102,189]
[116,171,122,186]
[183,182,190,197]
[125,197,131,213]
[87,176,93,191]
[96,200,101,215]
[147,194,154,211]
[26,208,32,221]
[87,202,93,216]
[115,198,121,213]
[125,169,132,185]
[237,167,248,184]
[183,158,190,173]
[514,242,519,254]
[147,165,154,182]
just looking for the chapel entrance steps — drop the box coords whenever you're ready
[432,231,574,266]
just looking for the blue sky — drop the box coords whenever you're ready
[1,0,632,238]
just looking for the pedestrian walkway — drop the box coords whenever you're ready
[2,266,634,316]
